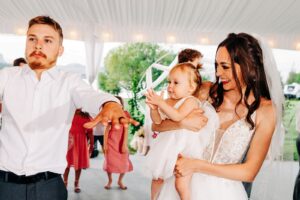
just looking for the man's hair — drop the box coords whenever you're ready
[13,57,27,66]
[28,16,63,43]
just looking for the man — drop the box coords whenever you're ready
[0,16,136,200]
[13,57,27,66]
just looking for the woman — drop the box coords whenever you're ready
[153,33,283,199]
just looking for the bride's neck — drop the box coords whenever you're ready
[223,87,255,106]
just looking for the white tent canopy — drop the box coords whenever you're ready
[1,0,300,83]
[1,0,300,50]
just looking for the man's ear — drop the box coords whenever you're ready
[58,46,64,57]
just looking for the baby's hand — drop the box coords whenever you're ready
[146,102,158,110]
[145,89,164,106]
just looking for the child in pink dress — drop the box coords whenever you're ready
[103,96,138,190]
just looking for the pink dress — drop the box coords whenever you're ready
[103,111,133,173]
[66,114,92,170]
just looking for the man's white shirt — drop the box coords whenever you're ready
[0,65,117,176]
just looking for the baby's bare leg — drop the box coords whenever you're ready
[175,174,192,200]
[151,178,164,200]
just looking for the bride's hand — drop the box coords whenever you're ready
[174,154,196,177]
[179,109,208,131]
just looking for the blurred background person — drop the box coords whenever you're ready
[13,57,27,67]
[63,109,94,193]
[90,123,105,158]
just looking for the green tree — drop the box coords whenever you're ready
[98,43,175,134]
[287,70,300,84]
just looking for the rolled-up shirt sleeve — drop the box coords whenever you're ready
[70,74,119,117]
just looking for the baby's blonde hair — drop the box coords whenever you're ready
[169,62,202,96]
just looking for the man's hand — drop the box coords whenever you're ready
[180,108,208,131]
[83,102,139,129]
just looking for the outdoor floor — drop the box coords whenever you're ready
[66,152,298,200]
[67,153,150,200]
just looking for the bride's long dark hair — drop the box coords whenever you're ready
[210,33,271,129]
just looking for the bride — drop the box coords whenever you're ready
[153,33,283,200]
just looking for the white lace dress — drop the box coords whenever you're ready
[158,114,256,200]
[145,97,219,180]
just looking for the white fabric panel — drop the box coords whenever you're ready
[84,33,103,84]
[0,0,300,49]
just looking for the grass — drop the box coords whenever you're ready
[283,99,299,160]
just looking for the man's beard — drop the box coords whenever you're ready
[29,60,45,69]
[28,54,58,70]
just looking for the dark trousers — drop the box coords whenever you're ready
[90,135,104,158]
[243,182,252,198]
[0,172,67,200]
[293,135,300,200]
[94,135,104,148]
[294,172,300,200]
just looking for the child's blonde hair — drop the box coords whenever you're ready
[169,62,202,96]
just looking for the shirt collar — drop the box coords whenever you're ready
[21,64,59,80]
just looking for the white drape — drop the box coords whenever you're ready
[84,34,103,84]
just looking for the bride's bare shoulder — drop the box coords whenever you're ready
[256,98,276,124]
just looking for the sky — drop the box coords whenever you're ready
[1,33,300,83]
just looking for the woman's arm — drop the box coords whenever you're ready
[152,108,208,132]
[157,98,199,122]
[146,89,199,121]
[175,103,276,182]
[150,108,162,124]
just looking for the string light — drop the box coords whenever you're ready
[200,37,209,44]
[167,35,176,43]
[16,28,26,35]
[102,32,111,41]
[268,40,275,48]
[134,34,144,42]
[69,31,78,39]
[296,43,300,50]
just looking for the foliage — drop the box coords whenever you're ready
[98,43,175,135]
[283,99,299,160]
[287,71,300,84]
[98,73,121,95]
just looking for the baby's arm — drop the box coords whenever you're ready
[159,98,199,122]
[150,108,162,124]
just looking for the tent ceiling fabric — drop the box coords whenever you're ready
[1,0,300,49]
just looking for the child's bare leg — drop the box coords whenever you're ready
[151,178,164,200]
[63,167,70,187]
[175,174,192,200]
[104,172,112,189]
